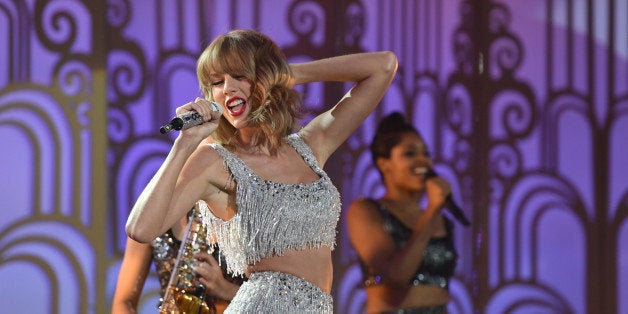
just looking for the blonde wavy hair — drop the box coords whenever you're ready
[196,29,303,154]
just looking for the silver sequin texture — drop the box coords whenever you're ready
[200,133,341,278]
[225,271,333,313]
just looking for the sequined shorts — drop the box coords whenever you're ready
[224,271,333,314]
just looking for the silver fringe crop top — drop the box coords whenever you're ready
[199,133,341,277]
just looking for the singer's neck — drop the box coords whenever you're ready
[382,188,423,202]
[231,127,275,156]
[380,192,423,211]
[232,138,271,157]
[236,125,255,142]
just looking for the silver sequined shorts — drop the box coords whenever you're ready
[224,271,333,313]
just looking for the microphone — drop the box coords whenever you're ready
[159,101,222,134]
[420,167,471,226]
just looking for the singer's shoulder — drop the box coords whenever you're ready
[348,197,379,212]
[190,141,222,160]
[346,197,386,228]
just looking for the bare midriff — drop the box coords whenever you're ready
[365,284,450,313]
[246,246,333,294]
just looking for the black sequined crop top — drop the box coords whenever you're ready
[359,199,458,289]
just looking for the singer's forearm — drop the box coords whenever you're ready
[125,137,199,243]
[291,51,397,85]
[112,238,153,313]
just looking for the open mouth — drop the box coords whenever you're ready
[227,98,246,116]
[413,167,428,175]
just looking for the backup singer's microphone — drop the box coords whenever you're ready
[419,167,471,226]
[159,101,222,134]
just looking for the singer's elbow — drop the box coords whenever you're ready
[126,230,152,244]
[379,51,398,76]
[125,220,153,244]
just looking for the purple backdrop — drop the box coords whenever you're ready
[0,0,627,313]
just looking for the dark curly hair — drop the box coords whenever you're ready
[369,111,422,167]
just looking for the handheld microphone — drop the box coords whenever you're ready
[159,101,222,134]
[421,168,471,226]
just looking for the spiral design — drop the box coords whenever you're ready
[55,58,90,97]
[489,143,521,179]
[108,49,146,101]
[106,0,131,28]
[34,0,83,51]
[288,0,324,40]
[491,90,534,138]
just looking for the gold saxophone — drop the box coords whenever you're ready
[159,207,214,314]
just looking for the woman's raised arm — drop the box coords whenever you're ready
[292,51,397,165]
